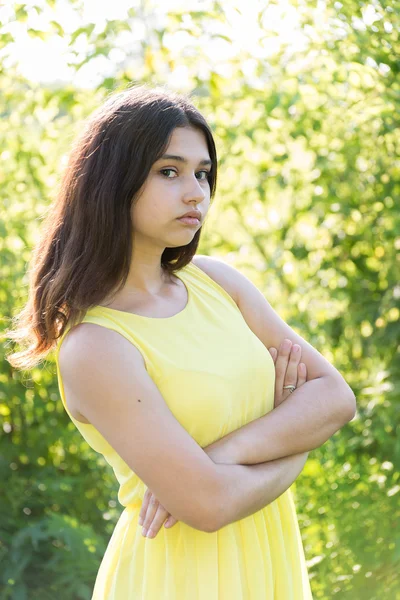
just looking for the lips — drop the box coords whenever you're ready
[178,210,201,220]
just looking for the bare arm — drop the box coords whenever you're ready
[213,451,309,528]
[204,437,309,529]
[202,402,310,528]
[59,324,223,533]
[204,375,354,465]
[199,376,349,528]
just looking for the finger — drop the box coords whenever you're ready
[284,344,302,390]
[275,339,293,400]
[138,488,152,526]
[268,347,278,363]
[297,362,307,386]
[141,494,160,535]
[145,504,170,539]
[164,516,179,529]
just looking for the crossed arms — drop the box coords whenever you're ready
[59,258,355,533]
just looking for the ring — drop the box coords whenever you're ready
[283,385,296,393]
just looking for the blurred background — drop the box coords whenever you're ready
[0,0,399,598]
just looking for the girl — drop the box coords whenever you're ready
[5,83,355,599]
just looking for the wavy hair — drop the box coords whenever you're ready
[3,83,218,371]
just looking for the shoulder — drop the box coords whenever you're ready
[59,322,145,368]
[191,254,242,306]
[190,254,261,312]
[190,253,267,326]
[59,322,112,358]
[58,322,148,423]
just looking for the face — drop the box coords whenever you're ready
[131,126,212,250]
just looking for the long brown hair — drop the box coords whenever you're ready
[2,83,218,371]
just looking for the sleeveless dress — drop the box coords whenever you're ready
[55,261,313,600]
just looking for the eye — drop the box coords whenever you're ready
[160,168,177,178]
[159,169,211,180]
[197,170,211,181]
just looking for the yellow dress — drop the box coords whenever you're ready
[55,261,313,599]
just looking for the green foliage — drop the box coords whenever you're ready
[1,1,399,598]
[2,513,105,599]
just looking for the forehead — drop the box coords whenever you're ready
[164,126,210,158]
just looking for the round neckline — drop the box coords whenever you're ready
[92,267,191,321]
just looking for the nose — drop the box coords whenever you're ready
[183,174,207,204]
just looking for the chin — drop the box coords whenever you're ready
[166,239,194,249]
[167,230,197,243]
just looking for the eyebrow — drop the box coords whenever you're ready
[158,154,212,167]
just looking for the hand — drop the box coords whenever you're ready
[203,343,309,464]
[268,339,307,408]
[138,487,179,540]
